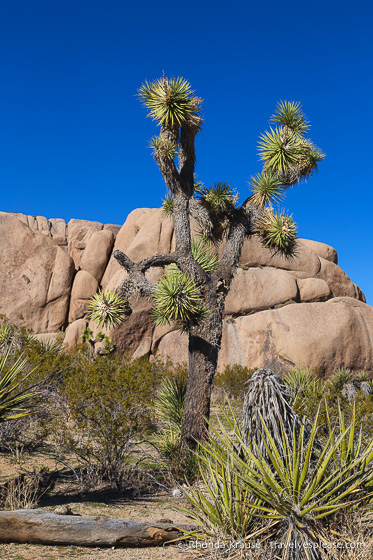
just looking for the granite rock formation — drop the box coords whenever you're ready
[1,209,372,374]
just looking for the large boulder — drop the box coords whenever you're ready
[153,298,373,375]
[101,208,157,287]
[217,297,373,374]
[68,270,98,322]
[224,267,299,316]
[0,212,74,332]
[67,219,103,269]
[298,238,338,264]
[234,236,321,279]
[80,230,114,282]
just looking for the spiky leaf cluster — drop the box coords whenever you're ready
[258,101,324,185]
[152,270,206,330]
[138,76,202,129]
[185,402,373,558]
[193,182,238,241]
[161,192,174,216]
[0,347,35,422]
[87,289,130,329]
[191,238,219,274]
[249,171,284,207]
[271,100,310,134]
[255,208,297,258]
[197,182,237,213]
[149,135,177,161]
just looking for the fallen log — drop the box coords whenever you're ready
[0,509,192,547]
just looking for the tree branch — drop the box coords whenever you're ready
[215,203,253,284]
[139,252,179,272]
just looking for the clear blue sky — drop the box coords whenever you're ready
[1,1,372,303]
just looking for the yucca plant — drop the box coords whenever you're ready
[184,402,373,560]
[138,75,202,128]
[271,100,310,135]
[242,368,305,459]
[258,101,324,185]
[0,347,36,422]
[253,207,298,258]
[0,324,14,350]
[329,368,352,391]
[154,375,187,429]
[152,270,207,330]
[86,289,130,329]
[249,171,284,208]
[191,238,219,275]
[283,367,320,401]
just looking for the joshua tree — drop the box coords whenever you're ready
[88,75,324,452]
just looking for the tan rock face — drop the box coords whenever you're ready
[93,298,154,355]
[64,318,88,349]
[156,331,188,365]
[234,236,321,279]
[67,219,103,268]
[224,268,299,316]
[317,258,363,300]
[2,208,371,375]
[49,218,67,246]
[215,298,373,374]
[101,208,157,287]
[0,212,74,332]
[298,239,338,264]
[297,278,331,303]
[68,270,98,322]
[80,230,114,282]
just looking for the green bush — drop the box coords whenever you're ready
[55,355,170,490]
[214,365,255,399]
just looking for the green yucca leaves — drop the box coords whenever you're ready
[271,100,310,135]
[87,289,130,329]
[255,208,298,258]
[138,75,202,128]
[258,127,305,173]
[0,324,14,348]
[283,367,319,401]
[152,270,205,328]
[149,135,177,161]
[154,375,187,429]
[197,182,237,213]
[0,347,35,422]
[249,171,284,207]
[184,402,373,557]
[161,192,174,216]
[258,101,325,184]
[191,238,219,274]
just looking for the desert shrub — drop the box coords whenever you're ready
[0,472,52,510]
[53,355,170,490]
[183,402,373,560]
[214,365,255,399]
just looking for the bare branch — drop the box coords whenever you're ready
[139,252,179,272]
[113,250,135,272]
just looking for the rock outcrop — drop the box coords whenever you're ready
[1,208,372,374]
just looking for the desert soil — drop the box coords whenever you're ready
[0,453,196,560]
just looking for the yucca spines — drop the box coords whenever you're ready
[87,289,130,329]
[138,75,202,129]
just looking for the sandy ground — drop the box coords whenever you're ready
[0,453,197,560]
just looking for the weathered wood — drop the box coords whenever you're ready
[0,509,191,547]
